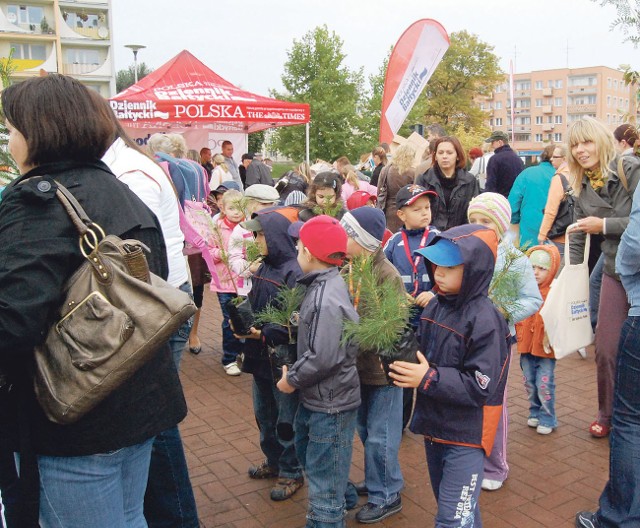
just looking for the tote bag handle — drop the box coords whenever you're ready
[564,223,590,267]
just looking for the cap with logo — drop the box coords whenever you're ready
[396,184,437,210]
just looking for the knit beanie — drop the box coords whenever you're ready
[284,190,307,206]
[467,192,512,237]
[340,207,386,251]
[529,249,552,270]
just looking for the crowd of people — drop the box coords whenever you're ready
[0,74,639,528]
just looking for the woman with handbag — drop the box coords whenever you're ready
[567,117,640,438]
[0,75,188,526]
[377,143,417,233]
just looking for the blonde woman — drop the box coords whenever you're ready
[377,144,417,232]
[340,164,377,204]
[567,117,640,438]
[210,153,232,189]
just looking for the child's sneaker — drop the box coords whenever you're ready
[481,479,503,491]
[224,362,241,376]
[248,461,278,479]
[537,425,553,435]
[270,477,304,501]
[527,417,539,428]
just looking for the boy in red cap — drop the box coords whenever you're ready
[277,215,360,528]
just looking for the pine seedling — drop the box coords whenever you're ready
[312,196,343,218]
[254,286,305,344]
[488,244,525,322]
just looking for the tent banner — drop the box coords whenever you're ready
[380,19,449,144]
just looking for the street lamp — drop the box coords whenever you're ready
[124,44,146,84]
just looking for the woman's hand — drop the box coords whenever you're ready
[576,216,604,234]
[277,365,295,393]
[388,351,430,388]
[538,235,547,244]
[232,326,261,340]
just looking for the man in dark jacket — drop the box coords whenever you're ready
[484,131,524,198]
[246,153,275,187]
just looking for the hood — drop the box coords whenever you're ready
[423,224,498,308]
[256,207,299,267]
[525,244,561,295]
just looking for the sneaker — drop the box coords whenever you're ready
[575,511,601,528]
[577,347,587,359]
[248,461,278,479]
[270,476,304,501]
[356,497,402,524]
[481,479,503,491]
[527,417,539,428]
[537,425,554,435]
[224,362,241,376]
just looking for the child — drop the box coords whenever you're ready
[346,190,377,211]
[466,192,542,491]
[277,215,360,527]
[210,189,250,375]
[340,207,406,523]
[299,172,347,221]
[389,224,511,527]
[516,245,561,435]
[234,208,305,501]
[384,184,439,428]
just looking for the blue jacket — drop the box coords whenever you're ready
[616,177,640,316]
[244,209,303,378]
[287,267,360,413]
[485,144,524,198]
[508,161,556,249]
[410,224,511,455]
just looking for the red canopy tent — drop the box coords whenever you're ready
[109,50,310,133]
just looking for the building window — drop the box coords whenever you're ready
[535,134,543,142]
[569,75,597,87]
[7,5,44,25]
[548,80,554,88]
[535,116,543,124]
[554,133,562,142]
[555,80,563,88]
[495,101,502,110]
[554,115,563,124]
[607,95,611,107]
[614,79,618,90]
[495,118,503,126]
[515,134,531,142]
[515,99,531,108]
[547,116,553,123]
[535,98,543,107]
[535,81,543,90]
[607,114,611,124]
[489,119,494,126]
[10,43,46,61]
[607,77,612,88]
[613,97,617,108]
[515,81,531,91]
[515,117,531,125]
[65,48,101,66]
[554,97,563,107]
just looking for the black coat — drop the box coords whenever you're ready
[0,161,186,456]
[416,168,480,231]
[484,145,524,198]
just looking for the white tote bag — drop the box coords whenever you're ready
[540,225,594,359]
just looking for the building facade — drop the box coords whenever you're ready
[480,66,637,156]
[0,0,114,96]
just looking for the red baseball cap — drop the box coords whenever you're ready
[289,215,347,266]
[346,190,377,210]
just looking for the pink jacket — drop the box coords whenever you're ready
[208,217,252,295]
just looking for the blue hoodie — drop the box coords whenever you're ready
[410,224,511,455]
[243,208,303,379]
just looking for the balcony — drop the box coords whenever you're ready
[542,88,553,97]
[542,105,553,114]
[508,126,532,133]
[567,103,597,114]
[62,62,100,74]
[568,86,597,95]
[542,124,555,132]
[515,91,531,98]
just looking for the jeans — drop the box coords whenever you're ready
[295,406,357,528]
[252,375,302,479]
[217,292,242,366]
[590,253,604,332]
[169,282,194,370]
[0,448,18,528]
[425,441,484,528]
[520,354,557,428]
[144,425,198,528]
[357,385,403,506]
[597,316,640,527]
[38,438,154,528]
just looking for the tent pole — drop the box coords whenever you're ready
[305,122,310,165]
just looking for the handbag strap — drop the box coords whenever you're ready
[617,157,629,193]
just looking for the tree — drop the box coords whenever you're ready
[0,50,19,184]
[115,62,153,93]
[270,25,365,162]
[401,31,503,137]
[594,0,640,46]
[248,131,265,154]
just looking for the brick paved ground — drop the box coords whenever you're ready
[179,290,609,528]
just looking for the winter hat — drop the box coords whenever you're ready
[529,249,552,270]
[340,207,386,251]
[467,193,512,237]
[284,190,307,206]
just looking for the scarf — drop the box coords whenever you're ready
[585,168,605,191]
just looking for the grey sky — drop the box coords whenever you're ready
[111,0,637,96]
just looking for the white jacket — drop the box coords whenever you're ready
[102,138,189,288]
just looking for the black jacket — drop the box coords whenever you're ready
[246,160,274,187]
[0,161,186,456]
[416,168,480,231]
[484,145,524,198]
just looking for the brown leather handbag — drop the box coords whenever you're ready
[33,181,196,425]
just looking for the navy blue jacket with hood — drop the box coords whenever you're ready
[410,224,511,455]
[242,208,303,379]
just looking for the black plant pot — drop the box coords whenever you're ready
[226,296,255,336]
[269,343,298,382]
[380,327,420,385]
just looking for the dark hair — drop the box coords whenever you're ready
[379,142,390,153]
[432,136,466,169]
[540,144,556,162]
[200,147,211,156]
[614,124,639,149]
[307,171,342,203]
[2,75,116,166]
[426,123,446,138]
[371,146,387,164]
[221,140,232,148]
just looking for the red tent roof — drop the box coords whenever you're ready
[110,50,309,132]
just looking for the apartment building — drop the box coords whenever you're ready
[0,0,114,96]
[480,66,636,156]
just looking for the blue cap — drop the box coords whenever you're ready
[287,220,304,239]
[212,181,242,194]
[415,238,463,266]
